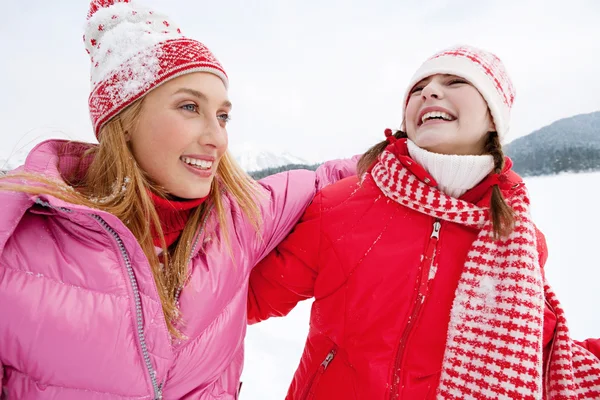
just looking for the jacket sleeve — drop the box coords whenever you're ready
[536,227,600,360]
[249,155,357,263]
[247,192,323,324]
[574,339,600,359]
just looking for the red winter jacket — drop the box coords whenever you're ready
[248,143,600,400]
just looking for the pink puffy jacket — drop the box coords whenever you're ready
[0,140,356,399]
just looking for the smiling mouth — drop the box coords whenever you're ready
[419,111,456,126]
[180,156,213,170]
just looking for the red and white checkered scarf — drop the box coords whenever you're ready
[370,148,600,399]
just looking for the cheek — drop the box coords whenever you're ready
[221,132,229,151]
[463,90,490,121]
[131,118,180,169]
[470,102,494,131]
[145,115,187,153]
[404,99,419,130]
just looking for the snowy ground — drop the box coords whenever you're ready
[241,171,600,399]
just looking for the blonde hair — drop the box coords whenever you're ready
[357,130,514,240]
[0,98,262,337]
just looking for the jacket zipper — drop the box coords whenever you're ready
[37,199,215,398]
[390,219,441,400]
[301,349,337,400]
[543,297,557,398]
[34,199,162,397]
[91,214,162,400]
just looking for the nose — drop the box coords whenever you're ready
[198,115,227,149]
[421,81,443,100]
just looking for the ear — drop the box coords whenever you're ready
[487,113,496,133]
[124,131,131,142]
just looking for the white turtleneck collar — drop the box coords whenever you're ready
[406,139,495,198]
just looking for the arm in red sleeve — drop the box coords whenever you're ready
[536,227,600,360]
[574,339,600,359]
[247,192,324,324]
[536,227,556,355]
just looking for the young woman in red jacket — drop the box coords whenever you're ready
[248,45,600,399]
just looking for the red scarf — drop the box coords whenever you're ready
[370,147,600,399]
[148,191,207,248]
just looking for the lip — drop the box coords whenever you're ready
[181,154,216,162]
[417,106,456,127]
[181,159,214,178]
[180,154,217,179]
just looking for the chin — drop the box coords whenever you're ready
[413,141,450,155]
[412,133,451,153]
[181,191,210,200]
[167,185,211,200]
[413,137,442,150]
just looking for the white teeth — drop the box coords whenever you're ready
[181,157,213,170]
[421,111,454,124]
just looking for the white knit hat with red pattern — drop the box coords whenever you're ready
[85,0,228,138]
[402,45,515,142]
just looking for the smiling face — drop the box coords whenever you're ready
[404,74,495,155]
[128,72,231,199]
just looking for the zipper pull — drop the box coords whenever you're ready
[431,221,441,239]
[155,381,163,399]
[321,350,336,369]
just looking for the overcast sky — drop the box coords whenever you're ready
[1,0,599,163]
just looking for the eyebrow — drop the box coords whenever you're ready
[415,74,456,86]
[173,88,232,108]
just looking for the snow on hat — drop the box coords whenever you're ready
[402,45,515,142]
[85,0,228,138]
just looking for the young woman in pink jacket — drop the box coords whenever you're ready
[0,1,355,398]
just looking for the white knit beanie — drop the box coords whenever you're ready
[402,45,515,142]
[85,0,228,138]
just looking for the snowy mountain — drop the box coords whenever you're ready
[232,144,309,172]
[505,111,600,176]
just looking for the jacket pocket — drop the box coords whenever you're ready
[401,369,441,400]
[301,348,337,400]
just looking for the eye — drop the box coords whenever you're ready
[217,113,231,124]
[448,78,468,86]
[410,85,424,95]
[181,103,198,112]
